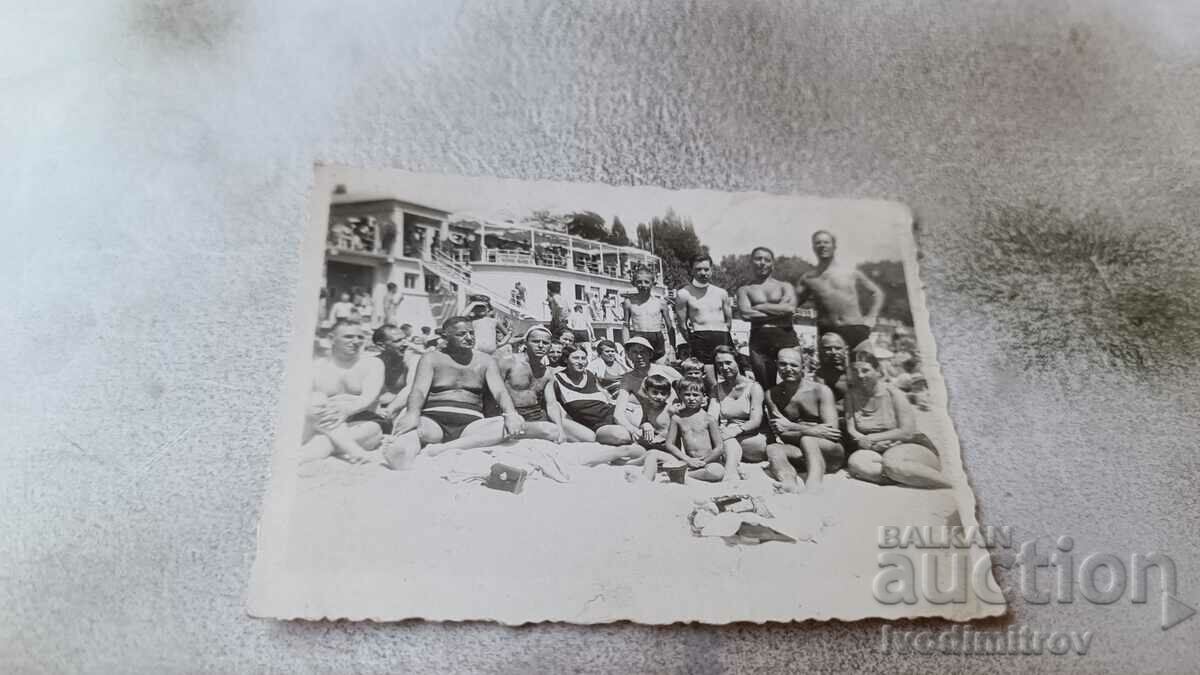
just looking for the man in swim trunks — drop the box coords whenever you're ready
[497,325,561,440]
[622,268,675,362]
[796,230,885,351]
[764,348,844,494]
[673,254,733,380]
[736,246,799,388]
[301,319,388,464]
[382,316,526,469]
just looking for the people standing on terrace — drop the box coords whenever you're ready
[568,303,595,353]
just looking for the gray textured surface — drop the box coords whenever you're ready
[3,0,1199,672]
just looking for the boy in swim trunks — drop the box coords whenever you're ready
[637,377,730,482]
[628,373,673,451]
[623,269,676,362]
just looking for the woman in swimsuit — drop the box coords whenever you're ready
[545,345,636,446]
[844,352,952,489]
[709,345,768,463]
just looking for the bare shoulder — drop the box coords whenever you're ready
[810,380,834,398]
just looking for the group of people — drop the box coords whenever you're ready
[320,282,409,330]
[302,230,951,491]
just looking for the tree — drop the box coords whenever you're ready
[858,260,911,324]
[525,209,568,232]
[714,254,814,298]
[608,216,631,247]
[636,223,651,249]
[649,209,705,289]
[565,211,608,241]
[714,254,913,325]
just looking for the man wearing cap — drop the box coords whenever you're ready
[617,337,682,395]
[614,336,682,449]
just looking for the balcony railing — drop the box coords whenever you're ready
[481,247,661,285]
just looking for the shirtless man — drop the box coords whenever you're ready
[814,331,849,412]
[736,246,799,388]
[496,325,561,440]
[382,316,525,469]
[796,230,885,351]
[371,324,415,419]
[764,348,844,494]
[300,320,387,464]
[673,255,733,380]
[623,269,675,362]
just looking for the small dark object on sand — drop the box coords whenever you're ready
[666,465,688,484]
[484,463,528,494]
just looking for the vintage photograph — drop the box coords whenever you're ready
[248,166,1001,624]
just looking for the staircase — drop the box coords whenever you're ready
[419,250,537,323]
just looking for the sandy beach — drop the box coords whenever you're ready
[262,435,985,624]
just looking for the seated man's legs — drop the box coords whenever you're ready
[766,442,804,492]
[382,416,443,470]
[777,431,845,472]
[423,416,507,455]
[797,436,830,493]
[519,421,562,441]
[881,444,951,489]
[766,436,843,493]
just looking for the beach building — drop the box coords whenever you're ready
[321,196,667,340]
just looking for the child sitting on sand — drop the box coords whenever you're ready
[629,373,673,450]
[637,377,731,482]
